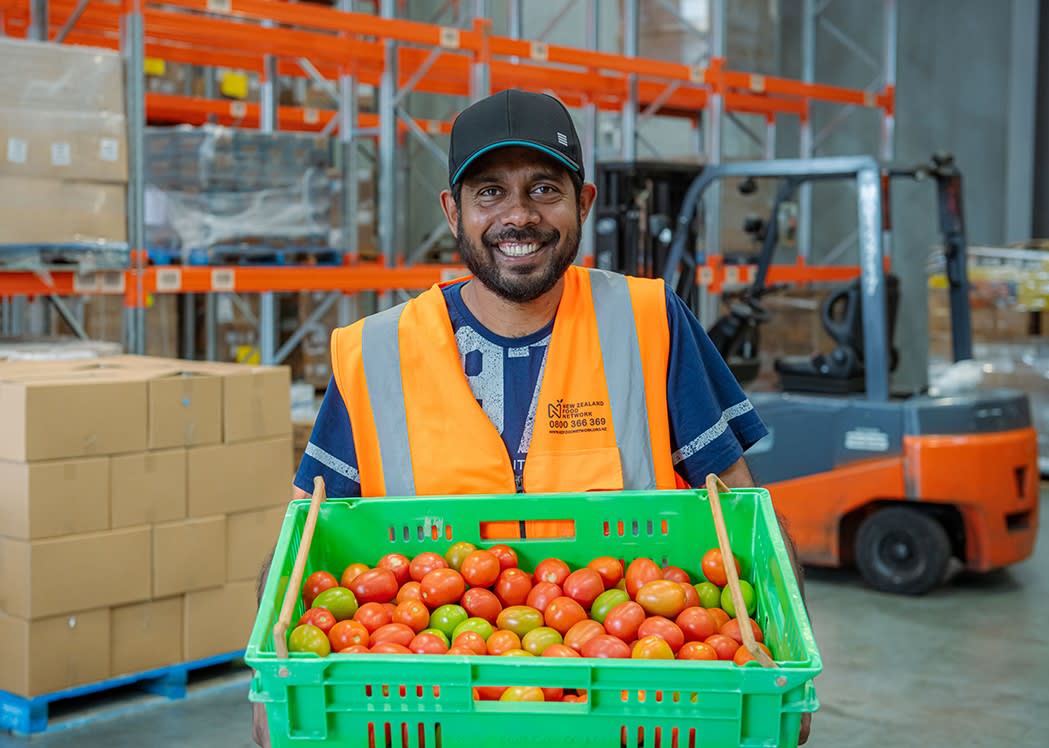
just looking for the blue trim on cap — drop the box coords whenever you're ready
[451,139,580,184]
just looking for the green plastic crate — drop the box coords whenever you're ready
[247,489,820,748]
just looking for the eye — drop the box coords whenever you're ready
[477,186,501,198]
[532,184,559,196]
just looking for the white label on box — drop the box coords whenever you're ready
[145,187,168,226]
[211,269,235,291]
[51,141,72,166]
[844,428,890,452]
[207,0,231,11]
[6,137,28,164]
[230,101,248,119]
[101,271,126,293]
[304,108,320,125]
[156,268,182,292]
[99,138,120,162]
[73,272,100,293]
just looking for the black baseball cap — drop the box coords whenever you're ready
[448,89,583,186]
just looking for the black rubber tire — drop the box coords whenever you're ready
[855,507,951,595]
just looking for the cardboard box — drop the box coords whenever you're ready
[192,363,292,443]
[111,449,187,528]
[0,176,127,246]
[0,108,128,183]
[110,597,183,677]
[0,457,110,540]
[226,506,285,582]
[187,438,293,517]
[143,369,223,450]
[0,526,151,619]
[0,38,125,114]
[0,609,110,697]
[183,581,256,661]
[152,516,227,597]
[0,368,148,461]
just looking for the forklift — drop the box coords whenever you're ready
[598,155,1039,595]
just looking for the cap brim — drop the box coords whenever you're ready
[451,139,581,185]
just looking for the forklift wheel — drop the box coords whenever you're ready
[855,507,951,595]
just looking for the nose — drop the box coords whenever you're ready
[498,189,541,228]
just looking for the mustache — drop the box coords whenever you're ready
[483,227,559,246]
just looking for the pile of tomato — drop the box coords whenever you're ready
[288,542,773,702]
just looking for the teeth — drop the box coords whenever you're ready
[498,242,541,257]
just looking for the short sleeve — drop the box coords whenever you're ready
[664,290,768,486]
[293,377,363,498]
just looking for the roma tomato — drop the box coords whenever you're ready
[370,642,411,655]
[452,617,494,641]
[392,600,430,633]
[603,601,645,643]
[488,544,518,571]
[474,685,508,701]
[485,629,521,655]
[632,635,674,660]
[534,558,571,587]
[733,642,773,666]
[328,620,369,650]
[338,563,369,589]
[678,641,718,661]
[428,604,468,639]
[288,624,331,657]
[720,617,764,644]
[521,626,563,656]
[525,581,563,613]
[562,569,604,609]
[635,580,687,618]
[587,556,624,589]
[298,607,337,635]
[396,581,423,603]
[460,550,501,588]
[451,630,488,655]
[637,616,684,653]
[444,541,477,571]
[721,580,757,617]
[563,619,605,653]
[494,568,533,607]
[662,565,691,584]
[707,607,730,629]
[543,596,587,635]
[680,582,701,609]
[312,587,359,621]
[590,589,630,624]
[500,687,544,702]
[625,558,662,597]
[409,632,449,654]
[349,568,398,605]
[420,568,466,609]
[419,627,451,648]
[496,605,545,637]
[446,645,476,655]
[701,548,741,587]
[338,644,371,655]
[409,552,448,582]
[675,607,718,642]
[302,571,337,608]
[542,643,581,658]
[580,634,631,659]
[461,588,502,624]
[353,602,391,633]
[704,633,741,660]
[376,553,411,587]
[371,623,415,648]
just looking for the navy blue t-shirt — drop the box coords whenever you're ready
[294,280,767,496]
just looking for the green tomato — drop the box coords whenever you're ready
[311,587,358,621]
[429,604,469,638]
[419,627,451,647]
[288,624,331,657]
[495,605,545,638]
[452,617,495,642]
[695,581,721,609]
[521,626,563,656]
[721,580,756,617]
[500,649,534,657]
[590,589,630,624]
[445,541,477,571]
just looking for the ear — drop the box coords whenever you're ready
[440,189,459,238]
[578,182,598,224]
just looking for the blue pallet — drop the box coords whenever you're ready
[0,649,246,737]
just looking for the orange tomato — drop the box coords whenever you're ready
[680,582,701,609]
[733,642,773,666]
[720,617,764,645]
[462,588,502,624]
[408,632,449,654]
[353,602,391,633]
[452,630,488,655]
[625,558,662,597]
[534,558,571,587]
[337,644,370,655]
[587,556,624,589]
[494,567,533,607]
[460,550,501,588]
[371,623,415,648]
[409,552,448,582]
[376,553,411,587]
[603,601,645,643]
[637,616,684,653]
[662,565,691,584]
[338,564,369,590]
[543,596,588,635]
[396,581,423,604]
[369,642,411,655]
[328,619,370,650]
[392,599,430,633]
[707,607,730,629]
[635,580,687,618]
[298,607,337,635]
[632,635,675,659]
[562,569,604,609]
[678,641,718,661]
[701,549,741,587]
[563,619,605,653]
[526,581,564,613]
[302,571,338,609]
[541,643,581,658]
[675,607,718,642]
[704,633,741,661]
[485,629,521,655]
[487,544,518,571]
[580,634,631,659]
[348,568,399,605]
[419,568,466,609]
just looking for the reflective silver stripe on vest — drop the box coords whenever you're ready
[589,269,657,490]
[361,302,416,496]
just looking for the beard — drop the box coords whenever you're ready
[457,212,581,304]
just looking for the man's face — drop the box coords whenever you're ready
[441,147,595,304]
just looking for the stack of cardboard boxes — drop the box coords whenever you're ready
[0,356,292,698]
[0,39,127,248]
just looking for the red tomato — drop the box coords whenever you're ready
[353,602,391,633]
[474,685,508,701]
[662,565,691,584]
[371,623,415,648]
[525,581,563,613]
[392,599,430,633]
[720,617,764,645]
[298,607,337,635]
[409,552,448,582]
[680,582,701,609]
[707,607,730,629]
[396,581,423,604]
[563,619,605,653]
[452,630,488,655]
[377,553,412,587]
[337,644,370,655]
[462,588,502,624]
[733,642,773,666]
[370,642,411,655]
[603,601,645,643]
[632,635,675,659]
[587,556,624,589]
[328,619,370,650]
[580,634,631,659]
[494,567,533,607]
[542,687,564,702]
[625,558,662,598]
[460,550,501,588]
[635,580,687,618]
[542,643,581,658]
[534,558,571,587]
[420,568,467,609]
[675,607,718,643]
[302,571,338,609]
[348,568,399,605]
[637,616,685,653]
[409,632,448,654]
[543,596,587,635]
[678,641,719,661]
[701,549,741,587]
[487,544,518,571]
[382,602,398,620]
[446,645,476,655]
[704,633,741,660]
[562,569,604,609]
[338,563,369,590]
[485,629,521,655]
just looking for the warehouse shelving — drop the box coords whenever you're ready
[0,0,897,364]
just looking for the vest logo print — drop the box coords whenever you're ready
[546,398,608,435]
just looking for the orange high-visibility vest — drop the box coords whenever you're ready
[331,266,683,535]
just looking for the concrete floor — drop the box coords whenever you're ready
[3,493,1047,748]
